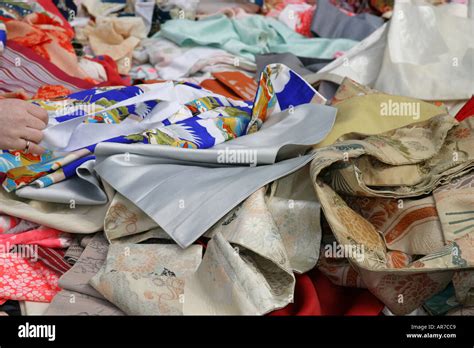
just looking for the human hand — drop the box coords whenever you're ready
[0,99,48,155]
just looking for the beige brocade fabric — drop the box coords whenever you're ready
[184,167,321,315]
[310,114,474,315]
[90,244,203,315]
[100,165,322,315]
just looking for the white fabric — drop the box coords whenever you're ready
[41,83,248,152]
[307,1,474,100]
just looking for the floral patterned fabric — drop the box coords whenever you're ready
[0,253,61,303]
[90,244,203,315]
[0,1,88,80]
[310,111,474,314]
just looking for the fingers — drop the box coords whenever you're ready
[26,142,45,155]
[25,114,47,130]
[26,103,49,124]
[10,137,45,155]
[22,127,44,145]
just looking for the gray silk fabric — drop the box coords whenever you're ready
[93,103,336,247]
[15,159,108,205]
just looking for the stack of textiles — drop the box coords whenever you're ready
[0,0,472,318]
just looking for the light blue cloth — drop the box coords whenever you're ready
[157,14,357,61]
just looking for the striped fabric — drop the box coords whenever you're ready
[0,41,94,95]
[13,244,72,275]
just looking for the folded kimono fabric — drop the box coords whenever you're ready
[13,245,71,274]
[92,66,335,247]
[306,1,474,100]
[1,79,256,190]
[3,12,90,79]
[309,113,474,314]
[63,236,85,265]
[0,214,71,248]
[184,176,321,315]
[103,192,160,243]
[57,233,110,299]
[315,77,448,148]
[100,168,322,315]
[0,225,71,248]
[80,0,129,18]
[0,0,73,35]
[15,159,109,205]
[90,244,202,315]
[45,232,123,315]
[0,181,114,234]
[81,16,147,75]
[45,289,125,315]
[0,41,95,95]
[131,37,256,81]
[200,71,258,101]
[0,252,61,303]
[158,14,357,61]
[0,64,334,243]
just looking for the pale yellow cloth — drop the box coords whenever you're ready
[316,79,447,148]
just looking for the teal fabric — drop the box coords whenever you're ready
[157,14,358,61]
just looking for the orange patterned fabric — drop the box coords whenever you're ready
[34,85,71,100]
[201,71,258,101]
[2,13,89,79]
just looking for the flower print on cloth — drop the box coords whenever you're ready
[90,244,202,315]
[310,112,474,315]
[0,252,61,303]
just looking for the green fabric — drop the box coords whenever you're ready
[157,14,358,61]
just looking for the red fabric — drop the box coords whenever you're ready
[455,96,474,122]
[5,40,96,91]
[92,55,131,87]
[0,252,61,303]
[269,269,384,316]
[14,245,72,274]
[36,0,75,37]
[0,226,72,249]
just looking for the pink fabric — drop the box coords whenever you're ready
[0,252,61,303]
[0,226,72,248]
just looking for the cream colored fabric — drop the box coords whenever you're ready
[82,16,147,74]
[0,181,114,234]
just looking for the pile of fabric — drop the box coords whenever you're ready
[0,0,472,317]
